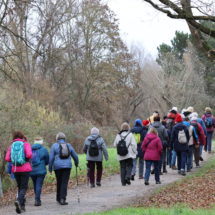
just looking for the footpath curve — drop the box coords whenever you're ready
[0,151,212,215]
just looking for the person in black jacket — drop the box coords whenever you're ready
[130,119,148,180]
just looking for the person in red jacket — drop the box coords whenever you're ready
[141,128,163,185]
[190,116,206,168]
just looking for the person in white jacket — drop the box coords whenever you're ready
[113,123,137,186]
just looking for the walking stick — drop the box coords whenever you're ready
[76,167,80,203]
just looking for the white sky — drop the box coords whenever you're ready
[108,0,190,58]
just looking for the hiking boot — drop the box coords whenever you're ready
[139,176,144,179]
[208,151,211,154]
[91,183,95,188]
[199,156,203,161]
[172,165,177,170]
[96,182,101,186]
[196,165,201,168]
[178,171,181,175]
[14,201,21,214]
[145,180,149,185]
[151,169,154,174]
[56,198,60,204]
[187,169,191,172]
[156,181,161,184]
[163,170,167,174]
[159,171,163,175]
[122,184,126,186]
[34,200,41,206]
[131,175,135,181]
[125,178,131,185]
[21,206,26,213]
[169,165,172,168]
[181,171,186,176]
[60,199,68,205]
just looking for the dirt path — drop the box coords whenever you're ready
[0,151,212,215]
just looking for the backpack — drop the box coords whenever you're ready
[133,133,141,144]
[11,141,26,172]
[178,129,187,144]
[30,149,40,166]
[190,122,199,135]
[117,132,131,156]
[166,118,174,131]
[205,116,213,128]
[59,142,70,159]
[89,136,100,156]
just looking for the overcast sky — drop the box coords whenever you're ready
[108,0,190,58]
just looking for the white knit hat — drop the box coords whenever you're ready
[91,127,99,135]
[34,137,43,144]
[191,116,198,121]
[172,107,178,112]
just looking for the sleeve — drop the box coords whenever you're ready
[167,130,171,143]
[69,145,79,167]
[130,134,137,153]
[83,139,88,154]
[192,127,198,143]
[169,128,176,149]
[101,138,109,160]
[163,127,169,142]
[24,143,33,159]
[198,124,206,145]
[185,128,190,143]
[140,129,147,142]
[5,146,12,162]
[49,145,55,172]
[212,116,215,128]
[157,139,163,155]
[44,148,49,166]
[141,137,148,154]
[7,162,11,174]
[200,120,207,136]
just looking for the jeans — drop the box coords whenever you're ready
[167,148,172,166]
[204,131,213,152]
[187,145,193,170]
[88,161,103,184]
[145,160,160,182]
[14,172,30,206]
[120,158,133,185]
[159,152,163,171]
[177,151,187,171]
[131,157,144,176]
[193,145,200,166]
[31,175,45,201]
[171,144,177,166]
[54,168,71,200]
[200,145,203,156]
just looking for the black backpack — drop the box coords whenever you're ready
[117,132,131,156]
[89,136,100,156]
[166,118,174,131]
[59,143,70,159]
[190,122,199,135]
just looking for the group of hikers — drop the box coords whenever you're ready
[5,106,215,214]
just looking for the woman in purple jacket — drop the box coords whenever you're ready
[201,107,215,153]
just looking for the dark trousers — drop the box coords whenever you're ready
[167,148,172,166]
[192,145,200,166]
[145,160,160,182]
[159,147,167,172]
[31,175,45,201]
[205,131,213,152]
[14,172,30,206]
[88,161,103,184]
[54,168,71,200]
[177,151,187,171]
[119,158,133,185]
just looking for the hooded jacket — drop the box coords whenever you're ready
[149,121,169,143]
[130,125,148,157]
[30,144,49,176]
[83,134,109,162]
[201,112,215,132]
[5,139,32,173]
[113,131,137,161]
[141,133,163,161]
[49,139,79,172]
[190,120,206,145]
[169,122,190,152]
[183,121,198,146]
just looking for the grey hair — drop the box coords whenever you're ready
[56,132,66,141]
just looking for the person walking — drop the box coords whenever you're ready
[5,130,32,214]
[49,132,79,205]
[130,119,148,180]
[30,137,49,206]
[83,127,109,188]
[147,111,159,124]
[201,107,215,153]
[113,123,137,186]
[169,115,190,176]
[141,128,163,185]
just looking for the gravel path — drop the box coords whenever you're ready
[0,151,211,215]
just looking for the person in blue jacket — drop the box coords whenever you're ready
[49,132,79,205]
[130,119,148,180]
[30,137,49,206]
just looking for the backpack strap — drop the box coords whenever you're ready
[146,140,152,148]
[120,131,131,140]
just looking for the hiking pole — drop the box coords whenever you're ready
[76,167,80,203]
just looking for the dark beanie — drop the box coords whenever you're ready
[163,115,167,120]
[154,116,160,121]
[161,121,166,126]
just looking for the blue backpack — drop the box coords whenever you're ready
[30,149,40,166]
[205,116,213,128]
[11,141,26,171]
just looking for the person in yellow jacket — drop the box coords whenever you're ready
[148,111,159,124]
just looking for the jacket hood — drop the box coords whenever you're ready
[174,122,186,130]
[12,138,26,144]
[57,139,66,144]
[152,121,162,128]
[183,121,190,127]
[119,131,130,138]
[131,126,148,133]
[204,112,212,116]
[32,144,43,150]
[88,134,100,140]
[146,133,158,140]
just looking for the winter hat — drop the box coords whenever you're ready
[161,121,166,126]
[187,107,194,113]
[135,119,142,126]
[163,115,167,120]
[56,132,66,141]
[181,109,187,114]
[172,107,178,112]
[34,137,43,144]
[154,116,160,121]
[189,112,198,119]
[175,114,183,123]
[120,123,130,131]
[191,116,197,122]
[143,120,150,127]
[91,127,99,135]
